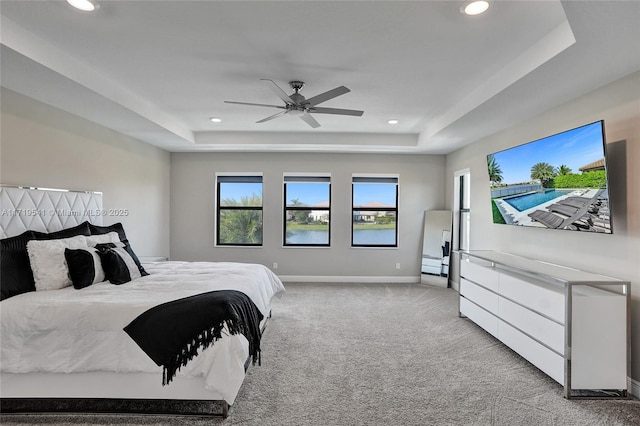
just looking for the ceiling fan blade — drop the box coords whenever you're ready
[310,107,364,116]
[256,110,288,124]
[305,86,350,107]
[300,112,321,128]
[224,101,286,109]
[261,79,295,105]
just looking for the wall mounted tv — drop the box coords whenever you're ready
[487,120,612,233]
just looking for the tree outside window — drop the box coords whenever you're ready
[216,176,263,246]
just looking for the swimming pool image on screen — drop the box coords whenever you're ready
[487,120,612,234]
[503,189,573,212]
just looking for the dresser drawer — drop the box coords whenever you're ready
[460,258,498,292]
[460,297,498,338]
[499,272,565,324]
[498,320,565,385]
[460,278,498,315]
[498,296,564,354]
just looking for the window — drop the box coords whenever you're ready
[352,175,398,247]
[216,175,263,246]
[283,175,331,246]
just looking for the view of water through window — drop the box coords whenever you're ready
[284,179,331,246]
[352,178,398,246]
[352,229,396,245]
[286,229,396,245]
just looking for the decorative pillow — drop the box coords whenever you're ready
[88,222,127,242]
[27,235,89,291]
[0,231,37,300]
[89,223,147,277]
[85,231,120,247]
[96,242,143,285]
[32,221,91,240]
[64,247,106,289]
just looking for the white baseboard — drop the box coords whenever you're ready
[631,378,640,398]
[277,275,420,283]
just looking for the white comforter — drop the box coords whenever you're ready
[0,261,285,403]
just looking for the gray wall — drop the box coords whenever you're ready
[0,88,171,258]
[445,71,640,386]
[170,152,445,280]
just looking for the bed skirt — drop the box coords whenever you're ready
[0,371,231,417]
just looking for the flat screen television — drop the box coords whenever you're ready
[487,120,612,233]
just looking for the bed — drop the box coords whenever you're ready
[0,186,285,417]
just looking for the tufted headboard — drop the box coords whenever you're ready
[0,186,103,238]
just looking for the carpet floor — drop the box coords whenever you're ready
[2,282,639,425]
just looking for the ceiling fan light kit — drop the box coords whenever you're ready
[224,79,364,128]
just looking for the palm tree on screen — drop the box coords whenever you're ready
[530,162,556,188]
[487,154,503,186]
[555,164,572,175]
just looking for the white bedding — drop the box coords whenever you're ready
[0,261,285,404]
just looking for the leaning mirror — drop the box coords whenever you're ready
[420,210,452,287]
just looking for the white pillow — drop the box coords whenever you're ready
[27,235,89,291]
[85,232,120,247]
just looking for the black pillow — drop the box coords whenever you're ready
[32,221,91,240]
[88,222,127,241]
[64,247,105,289]
[1,223,93,300]
[89,223,147,277]
[96,242,143,285]
[0,231,37,300]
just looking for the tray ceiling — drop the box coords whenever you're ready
[1,1,639,154]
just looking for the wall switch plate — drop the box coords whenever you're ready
[273,262,278,269]
[396,263,401,269]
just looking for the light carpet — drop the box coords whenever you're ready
[2,282,639,425]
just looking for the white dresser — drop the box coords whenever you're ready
[459,250,629,398]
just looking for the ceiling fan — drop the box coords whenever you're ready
[224,79,364,128]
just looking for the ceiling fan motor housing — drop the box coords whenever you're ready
[289,93,306,107]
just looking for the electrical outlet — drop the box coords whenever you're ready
[273,262,278,270]
[395,263,401,269]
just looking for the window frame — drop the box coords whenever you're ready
[457,172,471,251]
[215,174,263,247]
[283,174,331,247]
[351,175,399,248]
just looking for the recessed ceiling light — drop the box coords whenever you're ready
[388,119,399,125]
[67,0,97,12]
[462,1,490,16]
[210,117,222,123]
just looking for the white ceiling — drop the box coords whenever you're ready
[1,1,639,154]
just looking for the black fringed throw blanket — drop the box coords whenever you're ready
[124,290,264,385]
